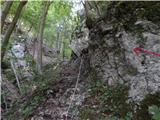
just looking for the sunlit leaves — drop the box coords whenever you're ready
[7,1,81,58]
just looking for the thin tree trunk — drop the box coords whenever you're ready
[62,21,67,60]
[62,41,66,60]
[1,1,27,61]
[58,20,65,57]
[1,1,13,30]
[36,1,51,74]
[32,37,37,59]
[56,27,60,51]
[59,32,62,54]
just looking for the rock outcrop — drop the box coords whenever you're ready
[71,1,160,102]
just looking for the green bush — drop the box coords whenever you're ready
[148,105,160,120]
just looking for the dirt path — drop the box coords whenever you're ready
[28,64,89,120]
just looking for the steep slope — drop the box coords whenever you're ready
[3,2,160,120]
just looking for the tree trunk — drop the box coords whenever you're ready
[58,21,65,57]
[36,1,51,74]
[1,1,13,31]
[1,1,27,61]
[62,41,66,60]
[62,21,67,60]
[33,38,37,59]
[56,27,60,51]
[59,32,62,55]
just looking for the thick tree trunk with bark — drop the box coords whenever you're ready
[1,1,27,61]
[36,1,51,74]
[1,1,13,31]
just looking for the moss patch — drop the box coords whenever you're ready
[105,2,160,31]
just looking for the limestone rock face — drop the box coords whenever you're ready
[71,2,160,102]
[92,22,160,102]
[70,21,89,57]
[8,38,58,82]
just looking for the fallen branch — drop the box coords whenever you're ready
[10,60,22,94]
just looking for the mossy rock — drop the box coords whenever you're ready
[105,1,160,31]
[125,65,138,76]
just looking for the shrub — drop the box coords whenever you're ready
[148,105,160,120]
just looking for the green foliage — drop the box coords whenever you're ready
[25,54,36,67]
[95,82,131,117]
[6,1,80,59]
[9,1,41,30]
[108,112,132,120]
[9,1,19,15]
[64,48,72,59]
[79,107,94,120]
[5,64,59,119]
[21,95,45,119]
[48,1,72,22]
[9,1,73,32]
[18,73,46,95]
[148,105,160,120]
[136,92,160,120]
[1,90,11,110]
[120,112,133,120]
[21,1,41,30]
[80,78,133,119]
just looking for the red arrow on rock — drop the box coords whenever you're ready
[133,47,160,57]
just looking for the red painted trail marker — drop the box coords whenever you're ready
[133,47,160,57]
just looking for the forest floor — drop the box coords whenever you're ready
[29,62,89,120]
[2,58,143,120]
[1,19,91,119]
[1,21,96,119]
[3,60,92,120]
